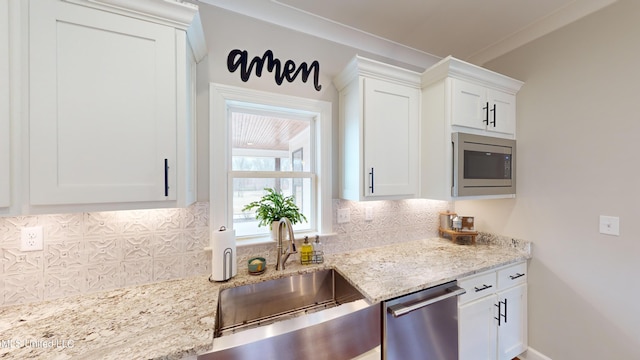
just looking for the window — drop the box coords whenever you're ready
[229,106,315,237]
[210,84,332,242]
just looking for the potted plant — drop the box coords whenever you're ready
[242,187,307,239]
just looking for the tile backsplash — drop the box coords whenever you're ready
[0,199,451,307]
[0,203,210,306]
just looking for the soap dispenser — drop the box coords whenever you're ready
[313,235,324,264]
[300,236,313,265]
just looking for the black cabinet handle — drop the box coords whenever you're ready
[474,284,493,292]
[504,298,508,324]
[164,159,169,197]
[490,104,496,126]
[483,102,489,125]
[369,167,374,194]
[495,298,507,326]
[509,273,525,280]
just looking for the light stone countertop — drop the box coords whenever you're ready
[0,236,531,360]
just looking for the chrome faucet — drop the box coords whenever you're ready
[275,217,297,270]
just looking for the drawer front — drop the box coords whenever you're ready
[458,271,497,304]
[497,261,527,291]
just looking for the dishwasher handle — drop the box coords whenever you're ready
[387,285,466,318]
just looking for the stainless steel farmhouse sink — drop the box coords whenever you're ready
[197,269,381,360]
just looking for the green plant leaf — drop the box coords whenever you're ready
[241,187,308,228]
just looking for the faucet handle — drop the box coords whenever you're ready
[291,241,297,253]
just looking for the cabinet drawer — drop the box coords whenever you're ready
[458,271,497,304]
[497,262,527,291]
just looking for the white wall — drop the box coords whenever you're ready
[455,0,640,358]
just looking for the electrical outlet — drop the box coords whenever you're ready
[599,215,620,236]
[21,226,44,251]
[337,208,350,223]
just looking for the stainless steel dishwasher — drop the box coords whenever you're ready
[382,280,466,359]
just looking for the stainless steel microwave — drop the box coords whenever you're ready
[452,132,516,197]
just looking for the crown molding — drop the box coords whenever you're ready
[64,0,199,29]
[195,0,441,71]
[468,0,617,65]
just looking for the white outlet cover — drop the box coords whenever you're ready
[21,226,44,251]
[337,208,350,224]
[599,215,620,236]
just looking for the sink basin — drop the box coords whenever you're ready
[198,269,381,360]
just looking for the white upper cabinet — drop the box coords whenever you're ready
[420,56,522,200]
[28,0,203,209]
[422,55,522,140]
[334,56,420,201]
[0,1,10,210]
[451,79,516,136]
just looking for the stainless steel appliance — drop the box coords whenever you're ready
[452,132,516,197]
[383,281,465,359]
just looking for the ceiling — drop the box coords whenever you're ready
[232,112,309,152]
[196,0,616,67]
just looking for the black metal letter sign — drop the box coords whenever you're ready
[227,49,322,91]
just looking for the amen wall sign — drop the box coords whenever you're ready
[227,49,322,91]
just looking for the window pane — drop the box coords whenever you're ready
[231,111,311,173]
[233,178,312,237]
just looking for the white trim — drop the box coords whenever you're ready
[195,0,615,68]
[63,0,199,29]
[421,56,523,94]
[333,55,422,91]
[518,347,553,360]
[209,83,332,236]
[195,0,440,70]
[468,0,617,65]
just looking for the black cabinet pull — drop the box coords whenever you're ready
[509,273,525,280]
[483,102,489,125]
[474,284,493,292]
[504,298,508,324]
[369,167,374,194]
[495,298,507,326]
[164,159,169,196]
[490,104,496,126]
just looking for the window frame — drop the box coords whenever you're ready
[210,83,332,243]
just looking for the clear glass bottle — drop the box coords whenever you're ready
[313,235,324,264]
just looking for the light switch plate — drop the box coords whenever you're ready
[599,215,620,236]
[365,207,374,221]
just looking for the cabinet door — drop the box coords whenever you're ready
[29,0,177,205]
[0,2,9,208]
[363,78,418,197]
[487,89,516,136]
[451,78,487,131]
[498,283,527,360]
[459,295,498,360]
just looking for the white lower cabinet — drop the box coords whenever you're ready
[458,262,528,360]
